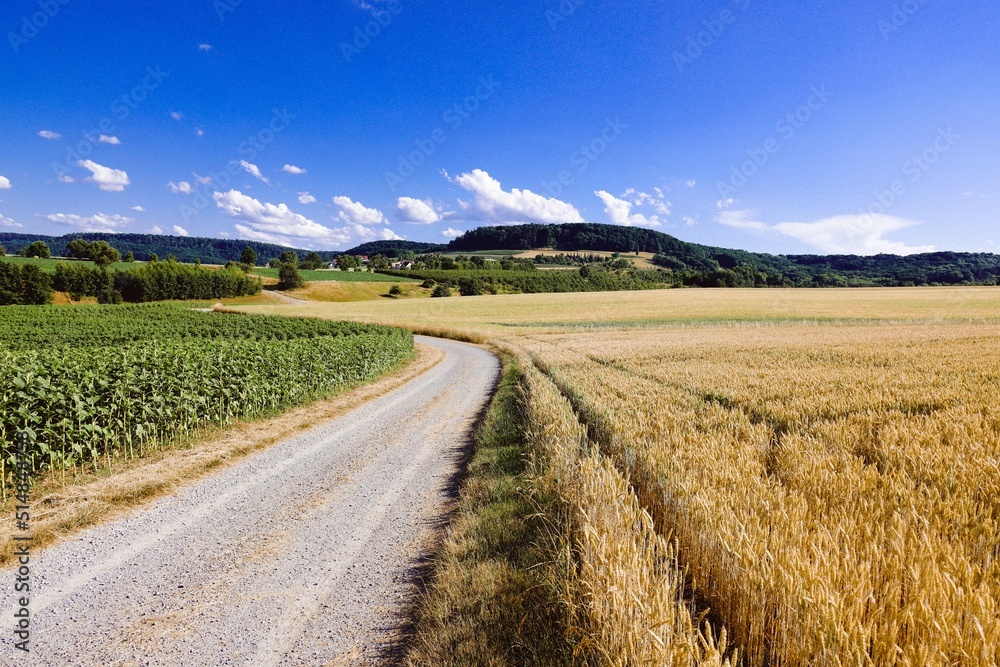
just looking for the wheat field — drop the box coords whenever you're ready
[239,288,1000,664]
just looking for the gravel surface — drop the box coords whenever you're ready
[2,336,498,666]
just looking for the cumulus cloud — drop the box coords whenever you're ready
[395,197,441,224]
[168,181,193,194]
[198,43,213,51]
[621,187,671,215]
[718,211,936,255]
[594,190,663,228]
[38,130,61,139]
[173,225,189,237]
[716,198,735,209]
[193,174,213,185]
[441,227,463,239]
[682,215,698,226]
[297,192,317,204]
[150,225,164,234]
[348,224,405,242]
[195,128,205,137]
[0,176,10,190]
[450,169,584,225]
[282,164,307,175]
[685,180,697,188]
[214,189,353,247]
[1,214,22,228]
[99,134,121,145]
[239,160,270,185]
[47,212,134,232]
[78,160,130,192]
[333,196,387,226]
[57,174,74,183]
[170,112,184,120]
[131,205,145,212]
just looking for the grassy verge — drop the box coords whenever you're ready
[404,356,576,666]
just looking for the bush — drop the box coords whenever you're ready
[431,284,452,298]
[20,241,51,258]
[458,277,486,296]
[420,278,437,289]
[387,284,403,298]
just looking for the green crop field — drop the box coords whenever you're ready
[0,256,108,273]
[0,304,413,494]
[252,267,420,282]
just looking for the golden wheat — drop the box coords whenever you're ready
[514,322,1000,666]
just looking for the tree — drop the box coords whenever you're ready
[88,241,121,268]
[431,284,451,298]
[370,254,390,271]
[386,284,402,298]
[240,246,258,271]
[300,251,324,270]
[278,262,304,290]
[280,250,298,265]
[124,251,135,262]
[336,254,358,271]
[22,241,51,258]
[0,244,5,256]
[67,238,91,259]
[268,257,281,268]
[149,253,159,262]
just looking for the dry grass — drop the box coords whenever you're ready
[0,343,442,566]
[287,280,430,302]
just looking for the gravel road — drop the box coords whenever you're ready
[2,336,498,666]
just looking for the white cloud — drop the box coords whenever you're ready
[57,174,74,183]
[239,160,271,185]
[196,128,205,137]
[193,174,213,185]
[98,134,121,145]
[198,43,213,51]
[131,205,145,212]
[38,130,61,139]
[450,169,584,225]
[718,211,936,255]
[78,160,130,192]
[594,191,662,228]
[282,164,307,175]
[214,189,353,247]
[716,198,736,209]
[685,180,697,188]
[622,188,671,215]
[173,225,189,237]
[348,224,405,242]
[46,212,134,232]
[150,225,164,234]
[0,176,10,190]
[682,215,698,226]
[441,227,463,239]
[170,112,184,120]
[297,192,317,204]
[1,214,22,228]
[333,195,387,226]
[168,181,193,194]
[395,197,441,224]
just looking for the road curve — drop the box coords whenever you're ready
[3,336,498,666]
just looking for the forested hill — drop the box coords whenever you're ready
[0,233,339,264]
[344,240,449,256]
[446,223,1000,286]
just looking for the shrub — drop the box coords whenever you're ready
[387,284,403,298]
[431,284,451,298]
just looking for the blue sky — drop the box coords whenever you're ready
[1,0,996,253]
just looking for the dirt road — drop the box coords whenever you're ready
[2,336,498,666]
